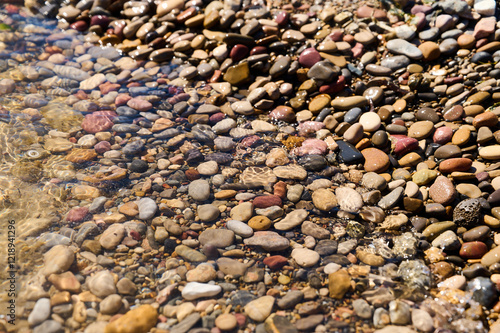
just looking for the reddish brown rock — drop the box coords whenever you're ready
[95,141,111,154]
[429,176,457,205]
[269,105,295,123]
[81,111,117,133]
[100,82,121,95]
[273,181,287,199]
[253,195,282,208]
[473,112,498,128]
[439,158,472,173]
[127,97,153,112]
[443,105,464,121]
[391,135,419,155]
[361,148,390,173]
[263,255,288,270]
[66,207,89,223]
[460,242,488,259]
[356,5,387,20]
[185,169,201,181]
[433,126,453,144]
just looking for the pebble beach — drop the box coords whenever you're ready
[3,0,500,332]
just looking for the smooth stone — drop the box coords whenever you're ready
[175,245,208,262]
[336,141,364,164]
[291,248,320,267]
[432,230,460,251]
[408,121,434,140]
[359,112,381,131]
[335,187,363,213]
[386,39,423,59]
[223,62,250,85]
[460,242,488,259]
[244,296,275,322]
[463,226,490,242]
[299,48,321,68]
[331,96,367,110]
[182,282,222,300]
[429,176,457,205]
[28,298,51,326]
[361,148,390,173]
[137,197,157,220]
[88,270,116,298]
[389,300,411,325]
[378,187,404,209]
[411,309,434,333]
[439,158,472,173]
[312,188,337,211]
[274,209,308,231]
[244,231,290,251]
[381,55,410,70]
[226,220,253,238]
[328,270,351,299]
[481,245,500,267]
[189,179,211,201]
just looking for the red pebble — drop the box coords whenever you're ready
[263,255,288,270]
[70,20,88,32]
[273,181,287,199]
[275,11,288,26]
[319,76,345,94]
[253,195,282,208]
[460,241,488,259]
[250,46,267,55]
[391,135,419,155]
[130,230,142,241]
[185,169,201,181]
[240,135,260,147]
[230,44,249,62]
[66,207,89,223]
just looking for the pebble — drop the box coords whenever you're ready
[182,282,222,300]
[28,298,51,326]
[104,304,158,333]
[244,296,275,322]
[335,187,363,213]
[291,248,320,267]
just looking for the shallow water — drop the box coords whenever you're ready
[0,17,71,323]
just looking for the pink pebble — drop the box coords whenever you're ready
[298,121,325,137]
[115,93,131,106]
[433,126,453,145]
[66,207,89,223]
[127,97,153,112]
[293,138,328,156]
[95,141,111,154]
[298,48,321,68]
[391,135,419,155]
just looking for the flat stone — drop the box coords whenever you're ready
[386,39,423,59]
[182,282,222,300]
[274,209,308,231]
[291,248,320,267]
[361,148,390,173]
[244,296,275,322]
[429,176,457,205]
[199,229,234,247]
[335,187,363,213]
[244,231,290,251]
